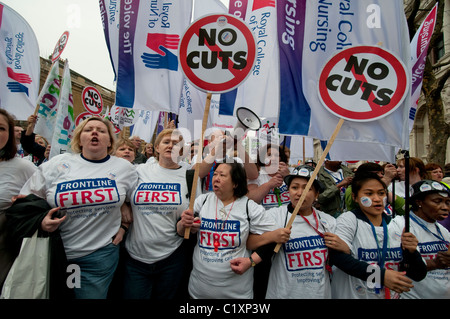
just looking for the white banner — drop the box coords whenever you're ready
[115,0,193,113]
[0,2,40,120]
[130,109,159,143]
[219,0,280,119]
[281,0,411,150]
[49,60,75,159]
[99,0,120,80]
[34,61,60,141]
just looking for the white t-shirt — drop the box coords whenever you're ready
[126,162,195,264]
[0,157,36,213]
[248,172,290,209]
[388,180,410,199]
[188,193,276,299]
[393,212,450,299]
[331,212,407,299]
[20,153,137,259]
[265,206,336,299]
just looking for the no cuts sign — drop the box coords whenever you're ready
[82,86,103,115]
[318,46,409,122]
[51,31,70,63]
[179,14,256,93]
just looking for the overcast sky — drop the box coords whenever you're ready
[1,0,229,91]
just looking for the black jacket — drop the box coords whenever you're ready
[5,194,74,299]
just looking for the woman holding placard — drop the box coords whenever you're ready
[178,161,276,299]
[229,165,346,299]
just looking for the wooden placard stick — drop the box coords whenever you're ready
[274,118,345,253]
[184,93,212,239]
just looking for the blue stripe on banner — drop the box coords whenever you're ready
[219,89,237,116]
[281,135,291,148]
[320,140,331,160]
[115,0,140,108]
[277,0,310,136]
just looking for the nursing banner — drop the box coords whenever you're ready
[115,0,192,112]
[99,0,120,80]
[219,0,280,119]
[409,3,437,132]
[278,0,411,150]
[49,60,75,159]
[0,2,40,120]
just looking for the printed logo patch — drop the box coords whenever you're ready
[133,183,182,205]
[55,178,119,208]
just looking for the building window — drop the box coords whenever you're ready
[431,34,445,63]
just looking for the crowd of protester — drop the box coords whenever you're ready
[0,109,449,300]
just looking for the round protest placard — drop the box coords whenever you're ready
[82,86,103,115]
[75,111,93,126]
[51,31,70,63]
[179,14,256,93]
[318,46,409,122]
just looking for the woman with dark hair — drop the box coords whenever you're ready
[399,180,450,299]
[179,161,276,298]
[0,109,37,292]
[247,144,290,209]
[330,172,427,299]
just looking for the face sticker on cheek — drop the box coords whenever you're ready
[360,196,372,207]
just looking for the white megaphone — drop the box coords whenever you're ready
[227,107,262,140]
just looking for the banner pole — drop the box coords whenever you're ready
[184,93,212,239]
[274,118,344,253]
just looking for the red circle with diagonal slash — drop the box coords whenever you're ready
[51,31,70,63]
[179,14,256,93]
[318,46,409,122]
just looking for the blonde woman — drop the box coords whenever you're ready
[20,117,137,299]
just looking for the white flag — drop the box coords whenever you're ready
[34,61,60,141]
[130,109,159,143]
[49,60,75,159]
[0,2,40,120]
[114,0,193,113]
[219,0,280,119]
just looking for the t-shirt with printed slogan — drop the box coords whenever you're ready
[20,153,137,260]
[188,193,277,299]
[391,213,450,299]
[248,172,290,209]
[125,162,198,264]
[265,206,336,299]
[331,212,409,299]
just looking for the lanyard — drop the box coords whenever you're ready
[300,208,324,238]
[368,218,388,294]
[410,212,450,247]
[324,168,343,184]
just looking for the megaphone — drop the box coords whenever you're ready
[227,107,261,140]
